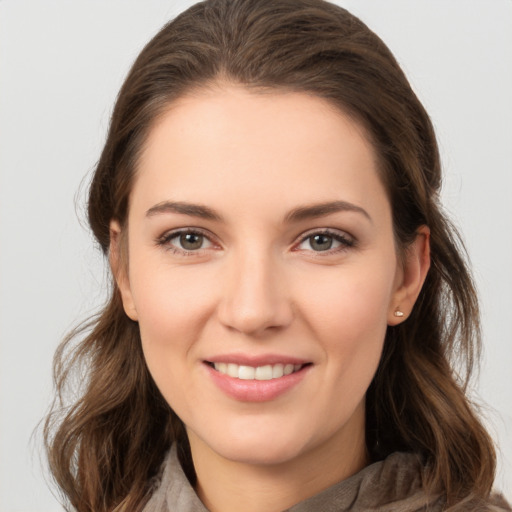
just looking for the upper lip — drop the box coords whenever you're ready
[205,353,311,366]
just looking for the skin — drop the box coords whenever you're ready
[111,84,430,512]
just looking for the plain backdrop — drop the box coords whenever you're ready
[1,1,510,510]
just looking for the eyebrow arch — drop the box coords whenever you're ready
[284,201,372,224]
[146,201,223,221]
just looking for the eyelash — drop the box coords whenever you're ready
[156,228,355,256]
[156,228,215,256]
[295,229,355,254]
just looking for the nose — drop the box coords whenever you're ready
[217,248,294,337]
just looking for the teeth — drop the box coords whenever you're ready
[272,364,284,378]
[227,363,238,378]
[238,365,255,380]
[284,364,294,375]
[213,362,304,380]
[255,365,272,380]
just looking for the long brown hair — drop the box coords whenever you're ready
[44,0,497,510]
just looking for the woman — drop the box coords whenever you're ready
[44,0,511,510]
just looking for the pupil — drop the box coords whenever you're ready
[180,233,203,250]
[311,234,332,251]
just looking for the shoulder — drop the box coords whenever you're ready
[291,452,511,512]
[353,452,444,511]
[289,452,443,511]
[444,493,512,511]
[371,453,511,512]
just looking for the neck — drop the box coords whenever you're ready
[187,418,367,512]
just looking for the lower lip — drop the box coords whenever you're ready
[205,363,310,402]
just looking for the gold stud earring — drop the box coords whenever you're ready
[394,308,404,317]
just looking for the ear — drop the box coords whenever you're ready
[109,220,138,321]
[388,225,431,325]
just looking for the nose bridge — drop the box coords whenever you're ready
[218,243,292,335]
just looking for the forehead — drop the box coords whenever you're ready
[131,85,388,221]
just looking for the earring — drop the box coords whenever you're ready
[394,308,404,317]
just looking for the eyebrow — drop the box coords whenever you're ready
[146,201,223,221]
[284,200,372,224]
[145,199,371,224]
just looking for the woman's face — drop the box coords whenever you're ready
[114,85,422,469]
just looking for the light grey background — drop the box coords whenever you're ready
[1,1,510,510]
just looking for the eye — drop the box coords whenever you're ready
[296,230,354,252]
[176,232,209,251]
[157,229,215,253]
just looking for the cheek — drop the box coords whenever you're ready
[131,270,218,423]
[299,258,395,336]
[128,258,217,390]
[130,255,216,333]
[297,258,395,387]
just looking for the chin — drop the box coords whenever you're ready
[216,438,307,466]
[188,417,318,467]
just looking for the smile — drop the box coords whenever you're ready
[211,362,304,380]
[205,360,311,402]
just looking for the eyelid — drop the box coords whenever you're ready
[156,227,221,254]
[293,228,355,252]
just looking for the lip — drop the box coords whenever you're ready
[203,355,312,402]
